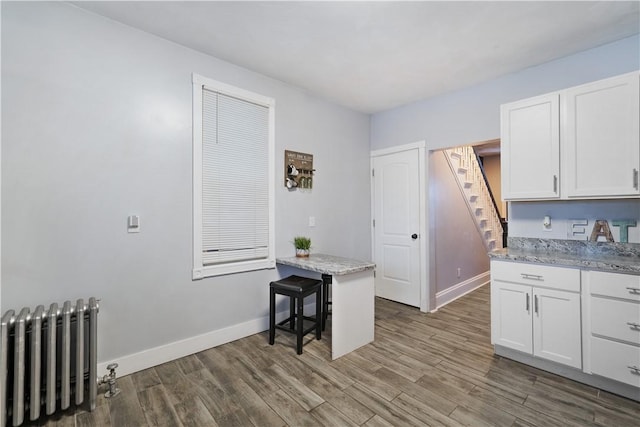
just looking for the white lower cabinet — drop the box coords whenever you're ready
[492,260,640,399]
[491,260,582,369]
[583,270,640,388]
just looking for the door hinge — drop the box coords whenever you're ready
[373,270,376,278]
[372,169,375,177]
[372,219,375,227]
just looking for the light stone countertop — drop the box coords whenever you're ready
[488,238,640,275]
[276,253,375,276]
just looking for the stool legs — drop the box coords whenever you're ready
[289,296,296,331]
[322,274,332,331]
[269,287,275,345]
[296,294,304,354]
[315,286,322,340]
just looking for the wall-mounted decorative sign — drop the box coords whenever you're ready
[284,150,314,190]
[568,218,638,243]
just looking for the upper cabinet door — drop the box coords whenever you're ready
[564,72,640,198]
[501,93,561,200]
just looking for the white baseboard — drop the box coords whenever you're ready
[97,302,317,378]
[435,271,490,310]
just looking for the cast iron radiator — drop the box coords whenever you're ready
[0,298,99,427]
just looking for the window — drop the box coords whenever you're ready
[192,74,275,278]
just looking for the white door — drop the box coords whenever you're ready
[372,149,421,307]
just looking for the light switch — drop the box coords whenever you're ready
[308,216,316,227]
[128,215,140,233]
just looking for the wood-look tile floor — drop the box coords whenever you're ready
[27,285,640,426]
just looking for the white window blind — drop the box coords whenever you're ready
[193,73,275,278]
[201,90,269,265]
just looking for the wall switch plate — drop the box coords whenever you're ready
[543,215,552,231]
[308,216,316,227]
[128,215,140,233]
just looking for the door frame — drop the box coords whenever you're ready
[370,141,430,312]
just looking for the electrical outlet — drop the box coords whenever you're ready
[457,267,461,278]
[308,216,316,227]
[543,215,552,231]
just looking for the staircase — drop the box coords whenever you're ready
[444,146,504,251]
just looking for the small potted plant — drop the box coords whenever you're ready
[293,236,311,258]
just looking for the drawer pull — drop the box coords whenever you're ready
[521,273,543,281]
[626,287,640,294]
[627,322,640,329]
[628,365,640,375]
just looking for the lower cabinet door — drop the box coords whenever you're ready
[491,281,533,353]
[533,288,582,369]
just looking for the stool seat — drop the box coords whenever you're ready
[269,275,322,354]
[271,275,322,294]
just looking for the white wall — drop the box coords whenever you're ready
[1,2,371,373]
[371,35,640,152]
[371,34,640,244]
[431,151,488,294]
[509,200,640,243]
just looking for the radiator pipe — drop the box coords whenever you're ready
[98,363,121,398]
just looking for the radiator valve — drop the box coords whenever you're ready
[99,363,121,398]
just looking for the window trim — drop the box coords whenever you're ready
[192,73,275,279]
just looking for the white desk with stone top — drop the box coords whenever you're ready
[276,254,376,359]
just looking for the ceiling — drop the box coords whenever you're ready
[71,1,640,114]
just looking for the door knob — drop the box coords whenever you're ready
[411,233,418,240]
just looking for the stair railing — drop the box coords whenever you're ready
[444,146,504,251]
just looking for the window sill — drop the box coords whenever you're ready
[193,258,276,279]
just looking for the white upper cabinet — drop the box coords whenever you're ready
[564,73,640,198]
[501,71,640,200]
[501,93,560,200]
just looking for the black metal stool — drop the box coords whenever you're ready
[269,275,322,354]
[321,274,332,331]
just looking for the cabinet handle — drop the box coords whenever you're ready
[526,293,530,312]
[626,287,640,294]
[553,175,558,194]
[521,273,543,281]
[627,322,640,329]
[534,295,539,314]
[634,169,639,190]
[628,365,640,375]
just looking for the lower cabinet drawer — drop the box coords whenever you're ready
[589,271,640,302]
[591,297,640,345]
[591,336,640,388]
[491,260,580,292]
